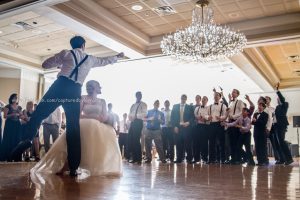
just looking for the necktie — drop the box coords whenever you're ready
[166,110,170,127]
[180,105,184,123]
[134,103,141,118]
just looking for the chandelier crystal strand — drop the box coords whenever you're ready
[160,0,247,62]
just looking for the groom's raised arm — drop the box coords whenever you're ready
[91,52,124,68]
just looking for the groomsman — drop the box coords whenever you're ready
[225,108,255,165]
[227,89,245,163]
[273,83,293,165]
[144,100,166,163]
[171,94,194,163]
[194,96,209,163]
[206,92,227,163]
[252,102,269,166]
[162,100,174,162]
[265,96,280,163]
[128,91,147,164]
[192,95,201,163]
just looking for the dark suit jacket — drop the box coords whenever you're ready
[171,104,194,128]
[275,91,289,128]
[252,111,268,133]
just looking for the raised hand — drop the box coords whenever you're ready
[245,94,250,101]
[275,82,280,90]
[228,93,232,101]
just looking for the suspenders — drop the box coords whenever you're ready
[69,50,89,82]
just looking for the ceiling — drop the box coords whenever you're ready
[262,42,300,79]
[0,10,117,57]
[96,0,300,37]
[0,0,299,89]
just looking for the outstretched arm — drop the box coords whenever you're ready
[91,52,124,68]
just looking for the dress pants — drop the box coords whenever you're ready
[161,127,174,161]
[43,123,60,153]
[215,123,226,163]
[208,122,225,162]
[254,130,268,164]
[268,125,280,161]
[118,133,129,159]
[128,119,143,162]
[236,132,254,163]
[174,126,193,162]
[228,126,240,162]
[193,124,202,162]
[274,124,293,162]
[20,76,81,171]
[145,129,165,161]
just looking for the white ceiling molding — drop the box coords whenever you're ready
[0,0,69,20]
[0,44,41,64]
[0,58,44,74]
[34,6,144,59]
[230,53,273,92]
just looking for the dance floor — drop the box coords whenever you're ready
[0,160,299,200]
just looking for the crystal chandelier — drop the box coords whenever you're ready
[160,0,247,62]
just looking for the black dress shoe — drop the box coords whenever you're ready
[231,161,241,165]
[256,162,268,166]
[129,160,141,164]
[10,140,32,161]
[285,160,293,165]
[69,170,78,177]
[174,160,182,164]
[275,160,284,165]
[223,160,231,165]
[144,160,152,164]
[248,161,256,166]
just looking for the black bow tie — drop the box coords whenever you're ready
[214,103,218,105]
[201,106,204,108]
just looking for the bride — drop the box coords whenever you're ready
[30,80,122,177]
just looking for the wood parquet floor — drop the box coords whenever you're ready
[0,159,299,200]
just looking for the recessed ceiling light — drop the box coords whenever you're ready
[32,29,42,34]
[228,12,239,18]
[131,4,143,11]
[0,30,3,34]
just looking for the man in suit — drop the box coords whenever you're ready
[252,102,269,166]
[171,94,194,163]
[273,83,293,165]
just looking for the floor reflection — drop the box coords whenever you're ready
[0,161,299,199]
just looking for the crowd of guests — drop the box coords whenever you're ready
[0,82,294,167]
[0,94,64,162]
[117,84,294,166]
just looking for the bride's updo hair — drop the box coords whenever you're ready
[86,80,101,94]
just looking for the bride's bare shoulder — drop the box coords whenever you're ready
[97,98,106,105]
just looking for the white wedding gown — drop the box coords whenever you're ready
[30,103,122,177]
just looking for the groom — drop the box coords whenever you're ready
[11,36,124,176]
